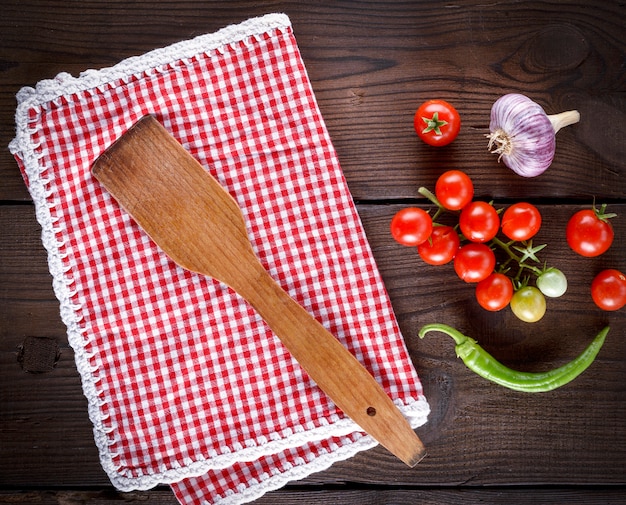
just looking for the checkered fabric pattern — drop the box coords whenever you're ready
[10,13,429,505]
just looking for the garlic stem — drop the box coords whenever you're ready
[548,110,580,134]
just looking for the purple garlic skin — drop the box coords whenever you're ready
[488,94,556,177]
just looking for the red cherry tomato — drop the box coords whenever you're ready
[454,243,496,283]
[566,208,614,257]
[475,272,514,311]
[390,207,433,246]
[435,170,474,211]
[591,269,626,311]
[459,201,500,243]
[417,225,460,265]
[414,100,461,147]
[501,202,542,241]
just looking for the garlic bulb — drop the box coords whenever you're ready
[487,94,580,177]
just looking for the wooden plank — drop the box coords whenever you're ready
[2,203,625,488]
[2,487,626,505]
[1,0,624,201]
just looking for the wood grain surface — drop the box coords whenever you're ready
[1,1,624,503]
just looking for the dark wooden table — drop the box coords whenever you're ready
[1,1,625,503]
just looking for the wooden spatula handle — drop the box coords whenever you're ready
[238,260,426,467]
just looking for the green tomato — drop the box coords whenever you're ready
[511,286,546,323]
[536,268,568,298]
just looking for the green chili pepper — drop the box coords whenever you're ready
[418,323,609,393]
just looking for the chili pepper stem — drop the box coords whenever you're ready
[419,323,467,346]
[548,110,580,134]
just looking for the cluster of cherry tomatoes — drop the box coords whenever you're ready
[390,169,625,321]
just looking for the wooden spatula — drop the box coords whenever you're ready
[91,115,426,467]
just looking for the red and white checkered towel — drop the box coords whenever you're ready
[10,13,429,505]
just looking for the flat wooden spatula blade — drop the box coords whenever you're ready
[91,115,426,467]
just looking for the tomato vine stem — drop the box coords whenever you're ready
[418,186,446,222]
